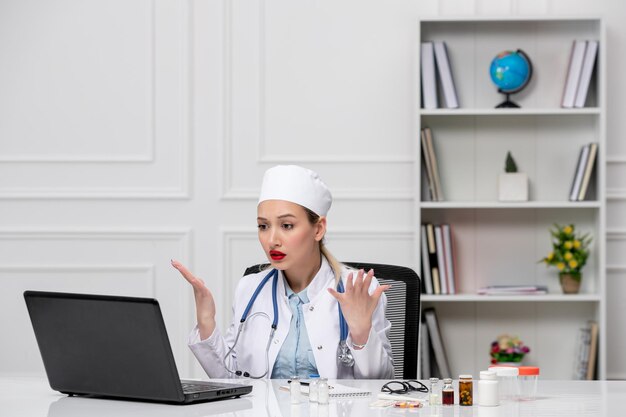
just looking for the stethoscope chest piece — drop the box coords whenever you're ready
[337,340,355,367]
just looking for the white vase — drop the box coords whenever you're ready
[498,173,528,201]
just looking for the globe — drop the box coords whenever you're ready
[489,49,533,108]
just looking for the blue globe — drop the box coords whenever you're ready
[489,50,532,93]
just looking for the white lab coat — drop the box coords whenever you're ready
[188,257,394,379]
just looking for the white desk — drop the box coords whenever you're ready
[2,376,626,417]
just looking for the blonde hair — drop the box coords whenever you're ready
[303,207,342,283]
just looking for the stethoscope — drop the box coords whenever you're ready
[224,268,354,378]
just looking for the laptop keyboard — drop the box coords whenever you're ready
[181,382,223,393]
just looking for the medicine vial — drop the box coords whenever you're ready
[459,375,473,406]
[317,378,329,404]
[442,378,454,405]
[478,370,499,407]
[309,378,319,402]
[290,377,301,404]
[429,377,440,405]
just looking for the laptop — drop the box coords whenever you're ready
[24,290,252,404]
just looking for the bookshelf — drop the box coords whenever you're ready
[416,17,605,380]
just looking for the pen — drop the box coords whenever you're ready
[377,393,424,403]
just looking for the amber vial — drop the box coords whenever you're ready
[442,378,454,405]
[459,375,473,406]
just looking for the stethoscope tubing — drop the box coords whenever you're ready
[224,268,351,378]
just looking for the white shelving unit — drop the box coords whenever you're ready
[416,17,606,380]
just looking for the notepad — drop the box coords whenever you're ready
[279,382,371,398]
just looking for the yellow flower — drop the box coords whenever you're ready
[547,252,554,261]
[564,252,573,261]
[569,260,578,269]
[573,240,581,249]
[564,241,573,250]
[557,262,565,271]
[563,226,573,235]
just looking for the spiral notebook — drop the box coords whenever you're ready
[279,382,371,398]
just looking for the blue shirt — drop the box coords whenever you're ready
[271,280,319,379]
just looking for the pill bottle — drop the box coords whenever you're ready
[478,370,499,407]
[459,374,473,406]
[517,366,540,401]
[488,365,519,402]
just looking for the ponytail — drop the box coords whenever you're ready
[321,243,342,284]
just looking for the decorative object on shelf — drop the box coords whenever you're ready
[540,224,591,294]
[498,151,528,201]
[489,49,533,108]
[490,334,530,365]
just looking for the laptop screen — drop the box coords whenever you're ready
[24,291,185,402]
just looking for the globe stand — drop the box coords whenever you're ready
[496,91,520,108]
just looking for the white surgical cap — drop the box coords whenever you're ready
[258,165,332,216]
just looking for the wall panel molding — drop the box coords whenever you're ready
[0,227,194,375]
[220,0,414,200]
[0,0,190,200]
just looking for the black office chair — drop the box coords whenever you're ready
[243,262,421,379]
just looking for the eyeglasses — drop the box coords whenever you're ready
[381,380,429,394]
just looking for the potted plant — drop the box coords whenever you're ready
[490,334,530,365]
[540,224,591,294]
[498,151,528,201]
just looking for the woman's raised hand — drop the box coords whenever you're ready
[171,259,217,340]
[327,269,391,347]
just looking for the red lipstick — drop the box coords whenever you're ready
[270,250,286,261]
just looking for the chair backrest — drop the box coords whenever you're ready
[242,262,421,379]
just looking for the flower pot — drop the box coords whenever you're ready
[560,273,581,294]
[494,361,522,367]
[498,173,528,201]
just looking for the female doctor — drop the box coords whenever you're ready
[171,165,394,379]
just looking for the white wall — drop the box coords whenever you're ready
[1,0,625,379]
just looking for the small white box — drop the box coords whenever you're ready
[499,173,528,201]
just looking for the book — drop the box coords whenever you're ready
[280,382,371,398]
[434,225,448,294]
[423,128,444,201]
[426,223,441,294]
[586,321,599,380]
[569,144,590,201]
[577,142,598,201]
[421,160,432,202]
[420,225,433,294]
[421,42,438,109]
[561,40,587,108]
[420,320,431,379]
[573,326,589,379]
[423,308,451,378]
[421,129,437,200]
[442,224,456,295]
[433,41,459,108]
[574,40,599,108]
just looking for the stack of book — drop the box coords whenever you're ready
[569,142,598,201]
[421,41,459,109]
[420,223,456,295]
[477,285,548,296]
[573,320,599,380]
[420,308,451,379]
[561,40,599,108]
[420,127,444,201]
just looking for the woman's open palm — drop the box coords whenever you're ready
[171,259,216,339]
[327,269,390,345]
